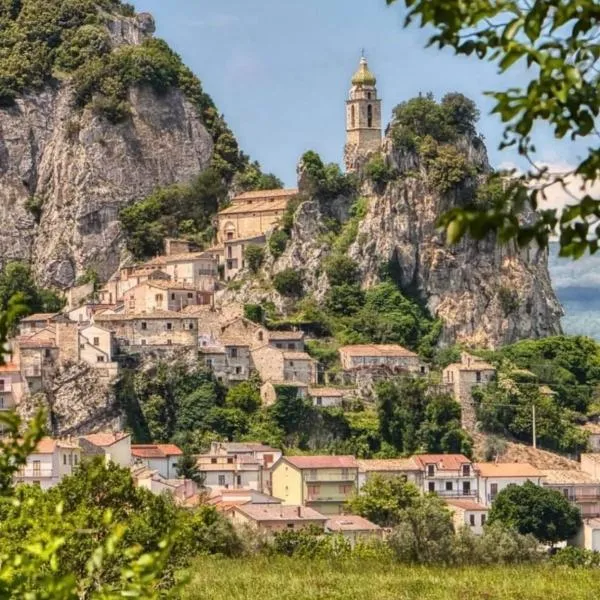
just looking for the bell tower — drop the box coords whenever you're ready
[344,54,382,170]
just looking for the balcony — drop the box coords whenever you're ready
[303,473,356,483]
[433,489,477,498]
[15,467,54,479]
[306,495,349,503]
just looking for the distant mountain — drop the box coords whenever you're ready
[549,242,600,340]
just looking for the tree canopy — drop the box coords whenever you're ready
[386,0,600,259]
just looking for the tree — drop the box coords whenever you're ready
[244,244,265,273]
[268,230,289,258]
[346,475,420,527]
[243,303,264,324]
[386,0,600,259]
[489,481,582,545]
[273,269,303,297]
[225,380,261,413]
[388,493,455,564]
[176,451,205,487]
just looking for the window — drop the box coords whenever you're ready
[230,347,238,358]
[33,460,41,476]
[235,366,242,375]
[427,465,435,477]
[189,323,194,330]
[141,339,147,346]
[227,232,234,240]
[44,348,51,358]
[339,484,353,494]
[351,104,356,127]
[490,483,498,500]
[307,485,319,498]
[476,371,482,383]
[166,322,172,330]
[218,475,225,486]
[258,332,264,341]
[288,343,295,350]
[68,454,72,466]
[74,455,78,465]
[97,356,105,363]
[63,455,67,465]
[141,322,147,330]
[227,457,234,464]
[285,485,289,496]
[481,514,486,526]
[308,469,317,481]
[462,465,470,477]
[445,481,453,491]
[80,344,85,350]
[463,481,471,495]
[420,366,426,374]
[428,481,435,493]
[211,458,217,464]
[563,488,570,498]
[155,294,163,304]
[236,475,242,486]
[264,454,273,464]
[316,397,322,406]
[469,514,475,527]
[167,339,172,345]
[276,343,282,349]
[187,292,193,299]
[93,337,99,346]
[206,359,213,368]
[341,468,350,480]
[367,92,372,99]
[367,104,373,127]
[0,380,4,392]
[289,361,294,367]
[227,246,233,259]
[287,523,294,529]
[171,293,175,300]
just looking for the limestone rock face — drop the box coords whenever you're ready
[0,15,213,287]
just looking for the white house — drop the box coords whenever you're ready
[413,454,478,498]
[131,444,183,479]
[79,432,132,467]
[475,462,545,507]
[196,454,265,492]
[572,519,600,552]
[14,438,81,490]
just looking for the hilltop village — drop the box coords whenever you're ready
[1,56,600,555]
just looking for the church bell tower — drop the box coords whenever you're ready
[344,54,382,171]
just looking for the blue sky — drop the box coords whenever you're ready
[131,0,587,189]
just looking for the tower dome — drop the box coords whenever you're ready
[351,56,376,87]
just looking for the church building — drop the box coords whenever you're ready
[344,55,382,170]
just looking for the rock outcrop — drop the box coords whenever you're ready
[0,12,213,287]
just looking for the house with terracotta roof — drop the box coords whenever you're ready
[443,353,496,430]
[131,444,183,479]
[446,499,489,535]
[325,514,383,545]
[226,503,327,533]
[541,469,600,518]
[217,188,298,244]
[271,455,359,515]
[357,458,422,489]
[14,437,81,490]
[474,462,545,506]
[252,345,317,386]
[79,432,131,467]
[18,313,59,337]
[338,344,425,374]
[413,454,478,499]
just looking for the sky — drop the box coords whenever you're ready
[130,0,589,194]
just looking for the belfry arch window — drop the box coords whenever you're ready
[367,104,373,127]
[351,104,356,128]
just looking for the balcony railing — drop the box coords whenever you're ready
[303,474,356,483]
[15,467,55,478]
[433,489,477,498]
[306,495,349,503]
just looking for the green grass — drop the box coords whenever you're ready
[181,557,598,600]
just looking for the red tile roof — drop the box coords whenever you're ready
[412,454,472,471]
[233,504,326,522]
[0,363,19,373]
[326,515,381,532]
[232,188,298,202]
[131,444,183,458]
[82,432,130,447]
[474,462,544,478]
[357,458,420,472]
[446,499,489,511]
[339,344,418,358]
[283,455,358,469]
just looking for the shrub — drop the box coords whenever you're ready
[244,304,264,324]
[423,143,474,193]
[299,151,357,201]
[324,255,360,287]
[268,230,289,259]
[364,153,395,187]
[24,196,44,223]
[245,244,265,273]
[498,286,520,315]
[273,269,303,297]
[553,546,600,568]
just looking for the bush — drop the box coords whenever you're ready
[552,546,600,568]
[273,269,303,297]
[244,304,264,324]
[245,244,265,273]
[324,255,360,287]
[24,195,44,223]
[364,153,396,187]
[300,151,357,201]
[269,230,289,259]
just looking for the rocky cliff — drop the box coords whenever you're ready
[0,10,214,287]
[224,130,563,348]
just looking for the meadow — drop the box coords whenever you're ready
[182,557,598,600]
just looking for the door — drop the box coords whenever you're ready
[490,483,498,501]
[462,481,471,496]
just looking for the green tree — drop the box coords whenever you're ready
[244,244,265,273]
[176,451,205,487]
[273,269,303,297]
[268,230,289,258]
[243,303,264,324]
[346,475,420,527]
[386,0,600,259]
[489,481,582,545]
[225,380,261,413]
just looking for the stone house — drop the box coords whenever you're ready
[474,462,545,507]
[94,311,198,350]
[14,437,81,490]
[224,234,266,281]
[216,188,298,244]
[0,362,24,411]
[413,454,478,498]
[226,504,327,534]
[123,280,212,314]
[200,337,252,384]
[67,303,117,324]
[131,444,183,479]
[220,317,268,350]
[268,330,305,352]
[308,387,344,408]
[446,499,489,535]
[338,344,425,374]
[252,345,317,386]
[443,353,496,430]
[19,313,59,337]
[79,432,132,467]
[78,324,117,368]
[356,458,422,490]
[271,455,359,516]
[143,251,218,291]
[260,381,309,406]
[14,329,59,394]
[542,469,600,519]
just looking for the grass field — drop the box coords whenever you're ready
[181,557,598,600]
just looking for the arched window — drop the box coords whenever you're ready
[367,92,372,100]
[350,104,356,128]
[367,104,373,127]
